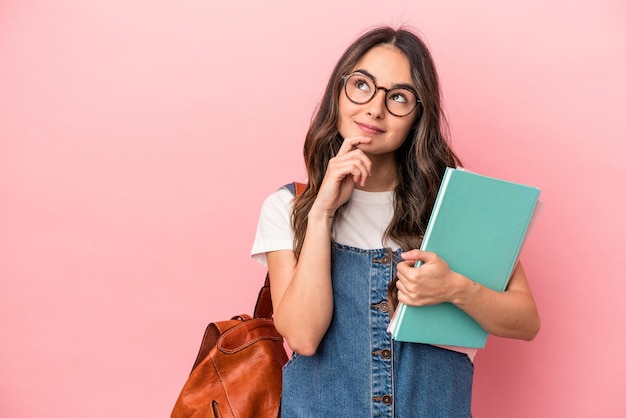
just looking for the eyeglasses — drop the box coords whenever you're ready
[341,72,420,117]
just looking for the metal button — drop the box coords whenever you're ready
[372,395,393,405]
[372,349,392,359]
[371,301,389,312]
[380,255,390,264]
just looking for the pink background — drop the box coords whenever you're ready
[1,1,625,417]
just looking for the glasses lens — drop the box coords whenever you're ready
[344,74,375,104]
[386,88,418,117]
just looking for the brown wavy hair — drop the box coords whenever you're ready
[292,26,461,258]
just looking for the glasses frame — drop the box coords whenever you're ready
[341,73,421,117]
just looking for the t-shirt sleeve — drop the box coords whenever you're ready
[250,188,295,267]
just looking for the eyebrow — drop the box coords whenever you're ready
[352,68,416,91]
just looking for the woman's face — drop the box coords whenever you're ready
[337,45,419,157]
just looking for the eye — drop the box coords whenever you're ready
[389,91,409,104]
[352,77,372,92]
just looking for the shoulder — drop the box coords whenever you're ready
[261,186,296,213]
[251,185,298,265]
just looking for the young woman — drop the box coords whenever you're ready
[251,26,540,417]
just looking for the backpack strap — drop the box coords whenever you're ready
[253,181,306,319]
[281,181,307,196]
[253,274,273,319]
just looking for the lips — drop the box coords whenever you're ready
[355,121,385,135]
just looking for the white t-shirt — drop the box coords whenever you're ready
[251,187,399,265]
[250,186,477,361]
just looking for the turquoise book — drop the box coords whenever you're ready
[388,167,541,348]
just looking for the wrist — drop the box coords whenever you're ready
[449,272,480,307]
[308,204,335,224]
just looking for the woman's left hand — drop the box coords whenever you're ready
[395,249,462,307]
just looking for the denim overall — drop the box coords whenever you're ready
[280,244,474,417]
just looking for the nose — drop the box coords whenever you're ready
[366,88,387,119]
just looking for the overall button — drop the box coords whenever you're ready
[371,301,389,313]
[373,395,394,405]
[380,255,390,264]
[372,349,392,359]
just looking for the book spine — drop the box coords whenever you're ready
[415,167,453,267]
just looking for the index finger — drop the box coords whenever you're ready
[401,249,438,266]
[337,136,371,154]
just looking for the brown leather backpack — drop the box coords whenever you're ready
[171,276,288,418]
[172,182,305,418]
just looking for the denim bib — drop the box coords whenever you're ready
[280,243,474,417]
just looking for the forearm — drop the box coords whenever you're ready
[451,265,540,340]
[273,209,334,355]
